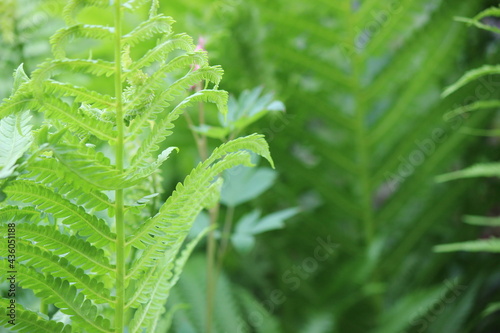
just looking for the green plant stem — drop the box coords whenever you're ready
[198,100,208,161]
[39,300,48,315]
[186,86,219,333]
[347,4,381,313]
[113,1,126,332]
[205,205,218,333]
[216,205,235,272]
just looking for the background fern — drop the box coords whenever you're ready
[158,0,500,332]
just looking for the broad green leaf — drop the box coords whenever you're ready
[221,166,277,206]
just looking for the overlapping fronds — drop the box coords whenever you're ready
[224,0,491,330]
[0,0,273,332]
[435,5,500,262]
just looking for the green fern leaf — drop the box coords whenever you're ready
[12,265,112,333]
[123,14,174,46]
[16,242,114,304]
[444,100,500,120]
[49,141,130,190]
[0,300,72,333]
[442,65,500,97]
[129,90,227,174]
[455,6,500,34]
[21,157,115,214]
[436,163,500,182]
[126,146,178,182]
[31,59,116,87]
[0,110,32,178]
[43,80,116,109]
[129,228,211,333]
[0,205,42,222]
[131,33,196,71]
[38,95,116,142]
[13,223,115,275]
[434,239,500,253]
[124,59,220,114]
[50,24,115,59]
[127,148,264,273]
[3,180,115,246]
[63,0,110,25]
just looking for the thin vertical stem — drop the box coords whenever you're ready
[205,205,218,333]
[113,1,126,332]
[216,205,235,272]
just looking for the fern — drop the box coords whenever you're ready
[168,254,281,333]
[203,0,492,331]
[435,6,500,255]
[0,1,273,332]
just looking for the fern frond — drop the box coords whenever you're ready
[123,15,174,46]
[434,239,500,253]
[126,150,257,273]
[129,261,173,333]
[63,0,110,25]
[444,100,500,120]
[436,163,500,182]
[0,110,32,178]
[0,86,35,120]
[126,146,178,182]
[51,24,115,59]
[126,58,212,137]
[17,242,114,304]
[0,205,42,222]
[206,133,274,168]
[135,227,211,333]
[13,265,112,333]
[39,95,116,142]
[129,90,227,173]
[130,33,196,71]
[124,56,218,113]
[127,134,272,254]
[22,157,115,214]
[31,59,116,88]
[455,6,500,34]
[0,299,72,333]
[11,63,30,93]
[127,151,252,252]
[49,141,129,190]
[442,65,500,97]
[3,180,115,246]
[44,80,116,109]
[13,223,115,274]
